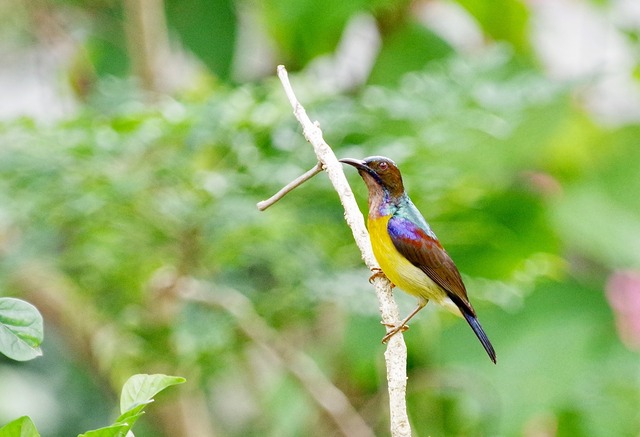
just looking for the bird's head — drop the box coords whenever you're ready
[340,156,405,199]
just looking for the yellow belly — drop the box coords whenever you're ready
[369,215,459,313]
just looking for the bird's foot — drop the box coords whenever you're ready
[381,321,409,343]
[369,268,385,283]
[369,268,394,287]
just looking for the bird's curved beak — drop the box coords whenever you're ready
[340,157,384,188]
[339,158,368,171]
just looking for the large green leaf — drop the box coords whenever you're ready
[368,21,453,85]
[165,0,237,79]
[0,298,44,361]
[120,374,186,414]
[262,0,369,68]
[0,416,40,437]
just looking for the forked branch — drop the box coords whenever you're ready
[257,65,411,437]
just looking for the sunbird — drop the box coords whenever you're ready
[341,156,496,363]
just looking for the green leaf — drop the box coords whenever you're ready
[368,21,453,86]
[78,374,183,437]
[114,405,147,431]
[0,416,40,437]
[263,0,370,68]
[78,424,129,437]
[455,0,530,54]
[0,298,44,361]
[120,374,186,414]
[165,0,237,79]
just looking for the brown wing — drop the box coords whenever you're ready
[387,215,475,315]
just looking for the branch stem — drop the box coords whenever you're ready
[257,162,323,211]
[274,65,411,437]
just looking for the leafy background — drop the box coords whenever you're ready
[1,0,640,436]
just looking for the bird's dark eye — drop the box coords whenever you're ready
[378,161,388,171]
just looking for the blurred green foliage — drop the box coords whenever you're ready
[1,0,640,436]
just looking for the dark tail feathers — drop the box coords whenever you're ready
[461,310,497,364]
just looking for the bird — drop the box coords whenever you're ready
[340,156,496,363]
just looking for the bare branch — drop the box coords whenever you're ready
[257,161,324,211]
[275,65,412,437]
[180,281,376,437]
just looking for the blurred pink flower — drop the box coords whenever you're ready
[606,270,640,350]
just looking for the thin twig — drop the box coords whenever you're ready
[180,281,376,437]
[275,65,411,437]
[257,161,324,211]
